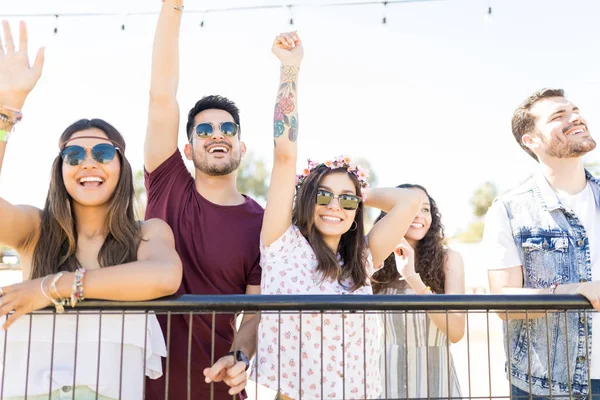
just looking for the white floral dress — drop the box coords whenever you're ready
[252,225,382,400]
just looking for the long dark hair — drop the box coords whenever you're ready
[372,184,446,294]
[29,119,141,279]
[292,165,368,292]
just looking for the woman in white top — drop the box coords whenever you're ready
[252,31,422,400]
[0,22,182,399]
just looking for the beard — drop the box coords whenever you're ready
[192,150,242,176]
[543,135,597,158]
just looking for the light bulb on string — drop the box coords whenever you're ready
[121,13,128,31]
[382,1,388,25]
[288,5,294,26]
[200,11,205,28]
[485,0,493,23]
[53,14,59,34]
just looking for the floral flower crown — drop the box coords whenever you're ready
[296,156,370,199]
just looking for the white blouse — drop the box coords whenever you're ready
[0,312,166,399]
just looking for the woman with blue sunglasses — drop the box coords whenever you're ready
[0,21,182,399]
[251,31,423,400]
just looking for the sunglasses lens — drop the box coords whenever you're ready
[92,144,117,164]
[195,123,214,137]
[316,190,333,206]
[61,146,86,166]
[339,195,360,210]
[220,122,238,137]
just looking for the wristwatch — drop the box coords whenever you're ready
[227,349,250,371]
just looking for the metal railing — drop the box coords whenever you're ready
[0,295,595,400]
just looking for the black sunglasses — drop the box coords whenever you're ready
[60,143,120,166]
[316,189,361,211]
[195,122,240,138]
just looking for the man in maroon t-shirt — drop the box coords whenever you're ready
[143,1,263,399]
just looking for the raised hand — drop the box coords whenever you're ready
[0,21,45,109]
[272,31,303,67]
[394,238,416,279]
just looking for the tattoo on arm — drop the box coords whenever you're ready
[273,65,299,143]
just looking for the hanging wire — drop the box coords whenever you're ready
[0,0,446,20]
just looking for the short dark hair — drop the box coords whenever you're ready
[511,88,565,161]
[186,95,241,141]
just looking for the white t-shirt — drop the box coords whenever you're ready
[483,182,600,378]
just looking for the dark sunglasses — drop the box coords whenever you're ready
[316,189,361,211]
[60,143,120,166]
[195,122,240,138]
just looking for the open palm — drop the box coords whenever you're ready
[0,21,44,107]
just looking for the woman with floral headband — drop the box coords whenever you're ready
[0,21,182,399]
[252,31,422,400]
[372,184,465,399]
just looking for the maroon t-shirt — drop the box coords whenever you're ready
[144,151,263,400]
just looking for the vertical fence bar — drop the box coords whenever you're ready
[584,310,591,400]
[164,312,172,400]
[383,310,388,400]
[142,312,148,400]
[95,311,103,400]
[277,310,282,399]
[446,310,451,399]
[525,310,533,400]
[465,311,472,400]
[118,311,126,400]
[320,312,324,400]
[425,311,430,400]
[505,310,513,400]
[1,313,7,400]
[209,312,215,400]
[188,312,194,400]
[544,311,552,400]
[26,314,34,400]
[486,311,492,399]
[342,310,346,400]
[299,310,302,400]
[232,311,240,400]
[71,311,80,400]
[563,311,572,398]
[362,309,367,399]
[404,310,409,399]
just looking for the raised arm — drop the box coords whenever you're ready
[0,21,45,250]
[260,32,304,246]
[144,0,183,173]
[366,187,422,268]
[0,218,183,330]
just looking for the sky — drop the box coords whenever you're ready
[1,0,600,236]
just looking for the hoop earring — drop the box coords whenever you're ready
[349,221,358,232]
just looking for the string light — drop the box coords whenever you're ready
[0,0,445,28]
[288,5,294,26]
[485,0,493,23]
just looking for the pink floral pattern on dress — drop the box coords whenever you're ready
[252,225,382,400]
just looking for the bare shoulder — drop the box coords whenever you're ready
[139,218,175,240]
[444,248,464,273]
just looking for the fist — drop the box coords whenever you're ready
[272,31,303,66]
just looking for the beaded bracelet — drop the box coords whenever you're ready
[0,105,22,126]
[71,268,86,308]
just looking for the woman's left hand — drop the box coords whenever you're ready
[0,277,52,330]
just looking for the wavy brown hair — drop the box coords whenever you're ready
[29,119,141,279]
[293,165,368,292]
[372,184,447,294]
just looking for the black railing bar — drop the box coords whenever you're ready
[35,294,595,312]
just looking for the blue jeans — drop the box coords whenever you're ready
[512,380,600,399]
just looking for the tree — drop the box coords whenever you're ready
[470,181,498,218]
[455,181,498,243]
[237,151,270,205]
[133,169,146,221]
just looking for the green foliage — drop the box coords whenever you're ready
[237,151,270,204]
[470,181,498,218]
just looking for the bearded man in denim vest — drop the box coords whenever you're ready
[483,88,600,399]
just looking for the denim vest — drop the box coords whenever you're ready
[497,171,600,396]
